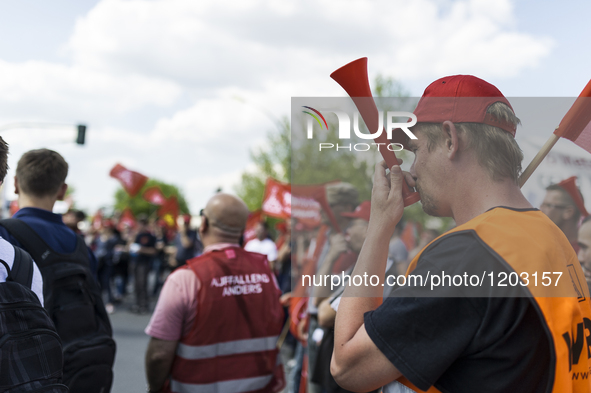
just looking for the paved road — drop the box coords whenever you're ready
[110,306,152,393]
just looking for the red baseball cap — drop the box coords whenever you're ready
[557,176,589,217]
[392,75,516,145]
[341,200,371,222]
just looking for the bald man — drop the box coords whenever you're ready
[145,194,285,393]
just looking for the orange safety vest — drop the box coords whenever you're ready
[388,208,591,393]
[166,247,285,393]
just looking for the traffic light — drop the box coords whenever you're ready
[76,124,86,145]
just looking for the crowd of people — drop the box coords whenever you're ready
[84,212,202,315]
[2,72,591,393]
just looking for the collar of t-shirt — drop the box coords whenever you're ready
[203,243,240,254]
[14,206,65,223]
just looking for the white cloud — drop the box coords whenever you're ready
[0,59,181,123]
[65,0,553,93]
[0,0,557,214]
[151,97,273,144]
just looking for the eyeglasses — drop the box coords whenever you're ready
[540,203,569,210]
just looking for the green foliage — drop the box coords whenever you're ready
[235,75,455,234]
[374,74,411,98]
[236,117,291,211]
[291,129,373,201]
[113,179,190,218]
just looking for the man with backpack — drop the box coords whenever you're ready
[0,148,116,393]
[0,138,69,392]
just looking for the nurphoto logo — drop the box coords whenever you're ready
[302,106,418,152]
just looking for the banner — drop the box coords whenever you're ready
[109,163,148,197]
[291,194,322,228]
[243,210,263,245]
[143,186,166,205]
[118,208,136,231]
[292,181,341,232]
[519,136,591,210]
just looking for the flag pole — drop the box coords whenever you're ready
[519,131,560,188]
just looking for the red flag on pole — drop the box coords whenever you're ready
[143,186,166,205]
[9,200,19,217]
[159,195,179,229]
[91,209,103,230]
[117,208,136,231]
[554,79,591,153]
[243,210,263,245]
[261,178,291,219]
[520,79,591,187]
[109,164,148,197]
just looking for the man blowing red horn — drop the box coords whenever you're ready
[332,75,591,393]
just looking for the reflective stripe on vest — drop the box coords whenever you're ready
[176,335,279,360]
[170,374,273,393]
[383,381,419,393]
[169,248,285,392]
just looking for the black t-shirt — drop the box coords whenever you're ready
[364,231,552,393]
[135,231,157,264]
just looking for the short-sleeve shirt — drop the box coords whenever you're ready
[145,243,237,341]
[244,238,278,262]
[0,237,45,305]
[364,231,551,393]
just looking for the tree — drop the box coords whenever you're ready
[236,117,291,211]
[235,75,452,234]
[113,179,189,218]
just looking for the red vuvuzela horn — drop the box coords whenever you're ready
[330,57,420,206]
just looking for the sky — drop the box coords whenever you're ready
[0,0,589,215]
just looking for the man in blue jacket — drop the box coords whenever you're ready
[0,148,98,273]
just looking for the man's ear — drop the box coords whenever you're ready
[14,176,19,194]
[442,121,460,160]
[56,183,68,201]
[199,216,208,236]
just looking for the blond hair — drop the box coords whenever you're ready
[417,102,523,183]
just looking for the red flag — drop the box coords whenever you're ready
[261,178,291,219]
[400,222,418,251]
[243,210,263,245]
[143,186,166,205]
[92,209,103,230]
[291,194,322,229]
[117,208,136,231]
[109,164,148,197]
[554,79,591,153]
[159,195,179,229]
[292,181,341,232]
[9,200,19,217]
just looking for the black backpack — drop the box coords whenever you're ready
[0,219,116,393]
[0,246,69,393]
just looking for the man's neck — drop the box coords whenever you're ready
[202,235,240,249]
[17,195,56,212]
[447,172,532,226]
